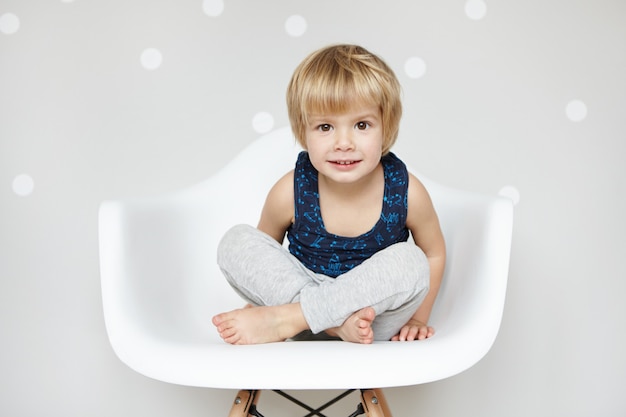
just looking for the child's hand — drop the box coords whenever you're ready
[390,318,435,341]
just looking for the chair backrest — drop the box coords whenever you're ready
[99,127,514,388]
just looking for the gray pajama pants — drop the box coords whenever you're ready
[217,224,430,341]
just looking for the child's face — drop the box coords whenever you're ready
[304,103,383,185]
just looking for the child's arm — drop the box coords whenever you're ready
[257,170,295,243]
[393,173,447,341]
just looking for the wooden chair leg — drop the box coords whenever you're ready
[228,390,261,417]
[360,388,393,417]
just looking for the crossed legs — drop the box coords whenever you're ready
[212,224,429,345]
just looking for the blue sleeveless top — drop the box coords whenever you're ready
[287,151,410,277]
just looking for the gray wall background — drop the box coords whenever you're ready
[1,0,625,415]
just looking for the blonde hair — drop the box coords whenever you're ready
[287,44,402,155]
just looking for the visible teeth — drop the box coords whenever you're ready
[337,161,353,165]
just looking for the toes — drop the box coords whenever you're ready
[224,333,241,345]
[362,307,376,321]
[357,319,369,329]
[219,326,237,339]
[213,311,236,326]
[216,321,233,333]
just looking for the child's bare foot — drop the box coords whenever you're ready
[327,307,376,344]
[212,303,308,345]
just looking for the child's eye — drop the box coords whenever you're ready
[355,121,370,130]
[317,124,332,132]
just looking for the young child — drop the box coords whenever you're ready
[212,44,446,345]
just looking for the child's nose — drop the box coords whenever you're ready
[334,129,355,150]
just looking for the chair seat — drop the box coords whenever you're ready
[99,127,514,390]
[100,326,500,390]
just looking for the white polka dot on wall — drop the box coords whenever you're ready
[566,99,587,122]
[285,15,307,37]
[0,12,20,35]
[202,0,224,17]
[465,0,487,20]
[404,57,427,79]
[12,174,35,197]
[140,48,163,70]
[252,112,275,134]
[498,185,520,206]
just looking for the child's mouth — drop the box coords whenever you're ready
[331,160,359,165]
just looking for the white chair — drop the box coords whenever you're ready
[99,127,514,416]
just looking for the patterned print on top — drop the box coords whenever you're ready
[287,151,410,277]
